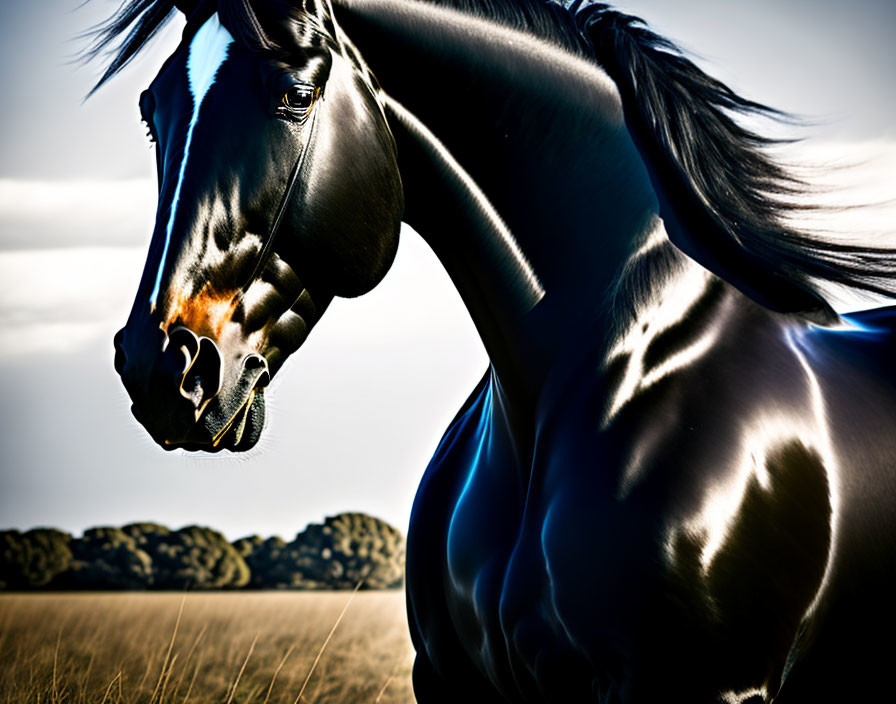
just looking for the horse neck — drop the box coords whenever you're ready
[333,0,661,404]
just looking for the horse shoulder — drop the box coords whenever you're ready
[406,370,529,697]
[532,302,839,699]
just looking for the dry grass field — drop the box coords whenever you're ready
[0,592,414,704]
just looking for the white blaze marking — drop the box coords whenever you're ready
[149,14,234,307]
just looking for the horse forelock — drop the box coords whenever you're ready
[84,0,333,91]
[215,0,334,53]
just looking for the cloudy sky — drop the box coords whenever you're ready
[1,0,894,541]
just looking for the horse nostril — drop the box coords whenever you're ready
[179,337,223,412]
[243,354,265,371]
[165,326,200,372]
[243,353,270,389]
[113,328,126,375]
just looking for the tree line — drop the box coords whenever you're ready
[0,512,404,591]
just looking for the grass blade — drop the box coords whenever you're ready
[158,653,178,704]
[292,581,363,704]
[224,634,257,704]
[149,593,186,704]
[170,625,206,703]
[261,643,294,704]
[182,653,202,704]
[51,626,62,704]
[98,672,121,704]
[374,659,402,703]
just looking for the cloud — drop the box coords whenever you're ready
[2,140,893,251]
[0,179,157,250]
[0,230,486,538]
[0,141,893,359]
[0,229,483,363]
[0,247,146,358]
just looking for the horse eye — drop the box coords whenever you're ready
[282,86,315,110]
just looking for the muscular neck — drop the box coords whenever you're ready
[332,0,660,403]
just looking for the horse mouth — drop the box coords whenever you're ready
[160,390,266,453]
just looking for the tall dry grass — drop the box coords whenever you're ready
[0,591,414,703]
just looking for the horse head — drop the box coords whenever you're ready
[113,0,403,451]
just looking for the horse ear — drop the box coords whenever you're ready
[173,0,202,17]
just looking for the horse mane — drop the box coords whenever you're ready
[84,0,896,314]
[565,1,896,313]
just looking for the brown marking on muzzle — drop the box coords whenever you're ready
[164,283,240,339]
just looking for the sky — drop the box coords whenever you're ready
[0,0,894,541]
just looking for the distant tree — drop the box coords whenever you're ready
[61,527,153,590]
[0,529,73,589]
[232,534,263,559]
[125,524,250,589]
[296,513,405,589]
[233,535,303,589]
[236,513,405,590]
[122,522,171,546]
[1,515,404,591]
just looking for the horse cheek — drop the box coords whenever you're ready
[291,60,403,298]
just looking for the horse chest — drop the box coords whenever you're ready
[410,376,639,697]
[410,335,839,701]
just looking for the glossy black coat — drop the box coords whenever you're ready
[94,0,896,700]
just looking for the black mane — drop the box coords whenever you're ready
[84,0,896,314]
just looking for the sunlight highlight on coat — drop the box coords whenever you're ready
[149,15,234,308]
[91,0,896,698]
[675,342,836,580]
[786,329,840,618]
[629,214,667,260]
[381,94,545,313]
[604,261,716,424]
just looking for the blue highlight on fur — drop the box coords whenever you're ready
[149,15,234,308]
[446,377,494,568]
[838,309,896,335]
[803,306,896,338]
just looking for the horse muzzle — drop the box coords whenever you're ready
[114,324,269,452]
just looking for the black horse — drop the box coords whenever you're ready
[88,0,896,700]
